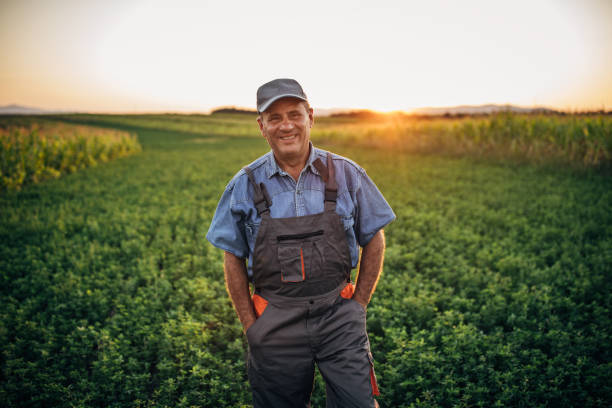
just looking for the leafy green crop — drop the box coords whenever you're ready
[0,114,610,407]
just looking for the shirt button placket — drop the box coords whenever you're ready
[295,179,304,216]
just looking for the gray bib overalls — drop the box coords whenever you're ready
[244,153,379,408]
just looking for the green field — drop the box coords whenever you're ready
[1,114,611,407]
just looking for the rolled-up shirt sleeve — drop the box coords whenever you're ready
[355,169,396,247]
[206,183,249,259]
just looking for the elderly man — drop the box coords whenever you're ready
[206,78,395,407]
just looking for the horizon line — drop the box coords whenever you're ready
[1,102,611,116]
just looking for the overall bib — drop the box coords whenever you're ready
[244,153,379,408]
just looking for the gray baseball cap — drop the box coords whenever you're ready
[256,78,308,113]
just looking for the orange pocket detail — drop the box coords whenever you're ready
[252,294,268,317]
[340,282,355,299]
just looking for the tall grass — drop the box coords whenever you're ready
[312,113,612,168]
[0,122,141,191]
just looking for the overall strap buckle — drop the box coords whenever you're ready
[244,166,271,216]
[313,152,338,206]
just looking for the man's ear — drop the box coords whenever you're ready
[257,116,264,133]
[308,107,314,128]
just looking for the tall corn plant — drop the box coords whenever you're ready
[1,123,141,192]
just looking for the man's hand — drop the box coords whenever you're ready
[352,230,386,310]
[224,251,257,334]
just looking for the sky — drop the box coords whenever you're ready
[1,0,611,113]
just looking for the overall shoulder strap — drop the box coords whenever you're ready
[243,166,271,216]
[312,152,338,211]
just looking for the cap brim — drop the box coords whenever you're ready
[258,93,308,113]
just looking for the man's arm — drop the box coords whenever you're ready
[352,229,385,310]
[224,251,257,333]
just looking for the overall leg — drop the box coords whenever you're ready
[247,302,315,408]
[314,296,377,408]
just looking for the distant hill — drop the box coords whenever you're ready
[0,104,52,115]
[411,104,558,116]
[326,104,560,118]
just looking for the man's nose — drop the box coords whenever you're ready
[279,118,294,131]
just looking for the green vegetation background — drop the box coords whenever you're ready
[1,114,611,407]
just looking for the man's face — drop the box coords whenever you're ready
[257,98,314,163]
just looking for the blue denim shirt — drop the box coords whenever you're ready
[206,143,396,278]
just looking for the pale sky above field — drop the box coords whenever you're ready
[1,0,611,113]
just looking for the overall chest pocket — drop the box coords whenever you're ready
[277,230,325,283]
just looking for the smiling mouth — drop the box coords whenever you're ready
[279,135,297,141]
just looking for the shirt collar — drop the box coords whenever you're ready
[265,142,322,179]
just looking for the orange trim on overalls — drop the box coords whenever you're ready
[340,282,380,396]
[300,248,305,280]
[370,366,380,396]
[252,294,268,317]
